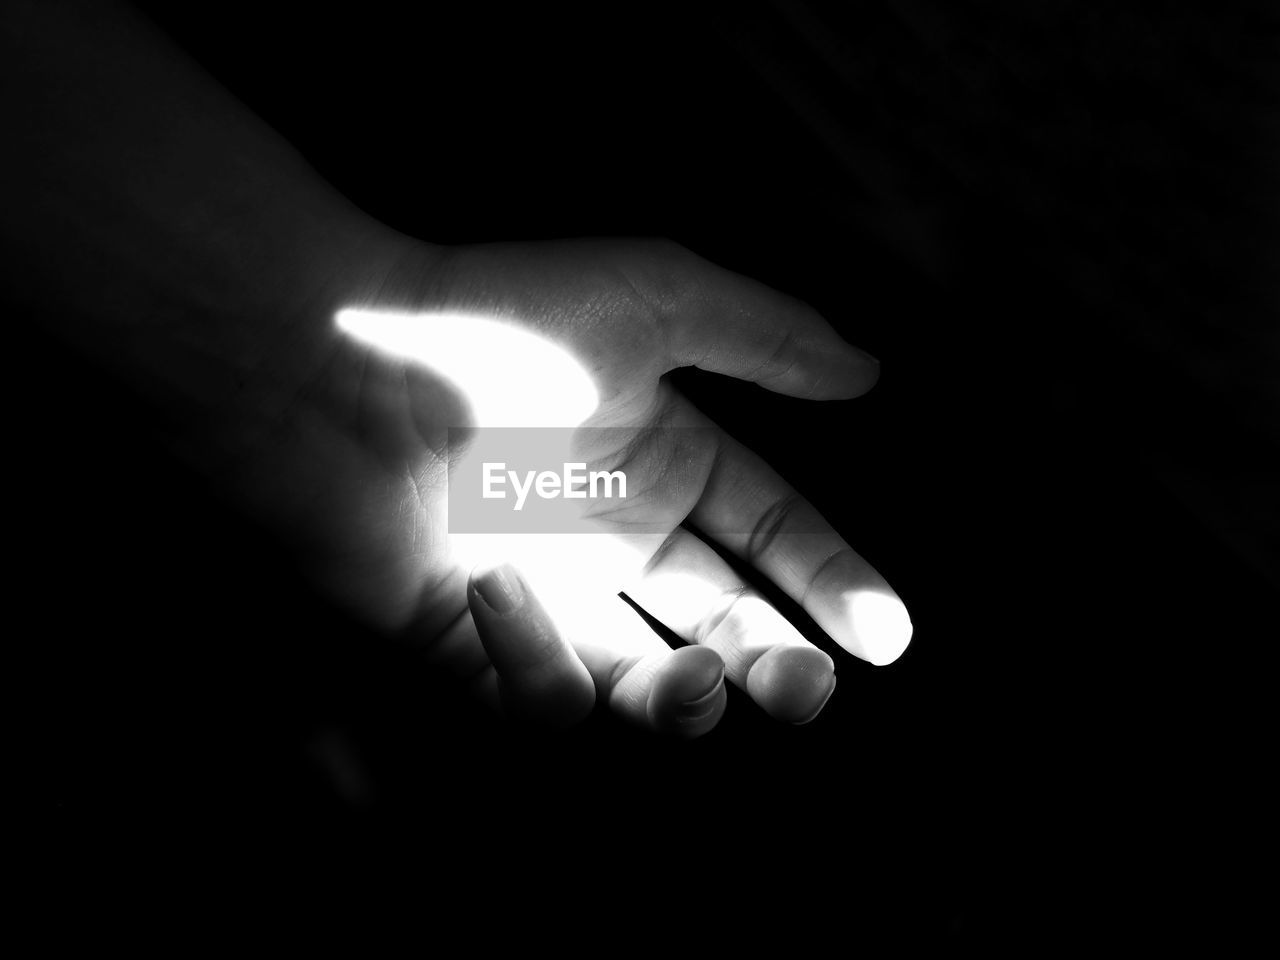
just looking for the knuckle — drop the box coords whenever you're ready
[695,585,754,644]
[746,491,803,563]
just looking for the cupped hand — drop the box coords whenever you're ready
[214,233,911,734]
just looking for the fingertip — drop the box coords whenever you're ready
[837,590,914,666]
[745,645,838,724]
[803,552,914,666]
[760,343,880,400]
[470,562,527,616]
[818,344,881,399]
[646,645,727,738]
[847,347,882,392]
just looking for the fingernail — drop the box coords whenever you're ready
[648,645,727,736]
[845,340,879,365]
[472,564,525,615]
[677,677,725,723]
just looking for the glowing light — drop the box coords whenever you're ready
[335,306,664,651]
[843,590,913,665]
[705,593,813,656]
[622,568,725,638]
[450,528,683,663]
[335,309,599,428]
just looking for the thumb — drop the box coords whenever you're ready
[628,241,881,399]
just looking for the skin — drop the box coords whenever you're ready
[2,1,912,735]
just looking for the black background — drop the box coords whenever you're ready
[22,0,1276,945]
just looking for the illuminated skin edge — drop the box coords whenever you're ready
[843,591,913,666]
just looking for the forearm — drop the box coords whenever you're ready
[0,0,406,416]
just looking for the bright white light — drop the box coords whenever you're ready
[843,590,913,665]
[336,306,665,651]
[335,308,599,428]
[451,529,676,660]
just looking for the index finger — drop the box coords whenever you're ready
[687,423,913,666]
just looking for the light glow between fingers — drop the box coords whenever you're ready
[450,530,664,656]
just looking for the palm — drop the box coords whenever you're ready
[296,243,713,650]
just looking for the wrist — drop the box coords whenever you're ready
[88,203,432,424]
[156,216,443,491]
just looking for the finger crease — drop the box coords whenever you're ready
[744,327,797,383]
[801,547,855,609]
[746,492,802,563]
[695,585,752,645]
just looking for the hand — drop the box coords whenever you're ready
[208,233,912,734]
[2,2,910,736]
